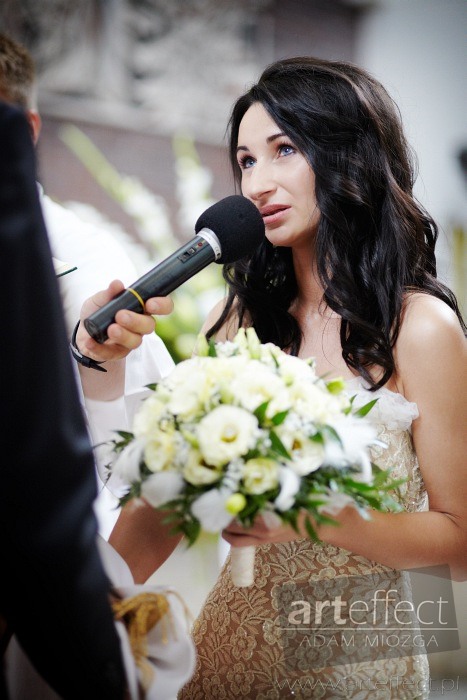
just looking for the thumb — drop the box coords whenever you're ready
[80,279,125,319]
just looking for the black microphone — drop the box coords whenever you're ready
[83,195,264,343]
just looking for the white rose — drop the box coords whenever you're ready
[197,405,258,467]
[133,394,168,439]
[241,457,279,495]
[183,449,223,486]
[144,430,178,472]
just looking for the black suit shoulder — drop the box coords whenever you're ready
[0,101,126,699]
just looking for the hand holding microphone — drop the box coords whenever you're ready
[84,196,265,344]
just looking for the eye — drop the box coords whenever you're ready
[238,154,255,170]
[278,143,295,157]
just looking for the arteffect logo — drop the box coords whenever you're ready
[276,566,459,668]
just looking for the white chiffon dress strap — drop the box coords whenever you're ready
[345,377,419,432]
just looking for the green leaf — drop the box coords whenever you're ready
[353,398,379,417]
[254,400,270,423]
[271,409,289,426]
[269,429,291,459]
[304,516,320,542]
[208,339,218,357]
[183,517,201,546]
[115,429,134,440]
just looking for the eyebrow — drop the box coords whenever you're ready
[236,132,286,154]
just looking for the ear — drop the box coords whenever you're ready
[26,109,42,144]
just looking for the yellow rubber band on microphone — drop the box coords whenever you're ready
[127,287,145,311]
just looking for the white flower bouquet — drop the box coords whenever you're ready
[109,328,403,586]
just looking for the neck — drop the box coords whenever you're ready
[291,246,325,312]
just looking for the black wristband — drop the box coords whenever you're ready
[70,321,107,372]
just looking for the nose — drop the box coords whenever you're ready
[243,161,276,201]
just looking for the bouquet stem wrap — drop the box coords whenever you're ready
[230,545,256,587]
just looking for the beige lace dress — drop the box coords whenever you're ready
[179,380,430,699]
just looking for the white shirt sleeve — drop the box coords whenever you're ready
[41,191,139,338]
[41,190,176,536]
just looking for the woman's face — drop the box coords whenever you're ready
[236,102,319,249]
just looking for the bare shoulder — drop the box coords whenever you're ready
[399,292,465,346]
[200,296,241,341]
[395,292,466,397]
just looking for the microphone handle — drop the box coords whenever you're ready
[84,235,215,344]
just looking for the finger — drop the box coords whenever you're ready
[106,321,146,351]
[222,532,257,547]
[144,296,174,316]
[91,279,125,310]
[79,280,126,321]
[114,309,156,336]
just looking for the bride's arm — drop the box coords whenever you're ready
[109,499,183,583]
[224,294,467,580]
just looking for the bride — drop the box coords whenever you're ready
[112,56,467,699]
[178,56,467,699]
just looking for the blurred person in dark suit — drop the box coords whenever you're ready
[0,32,176,538]
[0,99,127,699]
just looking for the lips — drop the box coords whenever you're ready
[260,204,290,225]
[260,204,289,217]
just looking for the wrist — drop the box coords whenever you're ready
[70,321,107,372]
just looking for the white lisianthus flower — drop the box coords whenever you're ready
[167,371,211,420]
[141,471,184,508]
[290,382,342,424]
[191,488,234,532]
[199,356,248,403]
[277,426,325,476]
[277,353,316,385]
[133,394,168,439]
[197,405,258,467]
[288,438,325,476]
[164,357,205,395]
[165,356,247,418]
[144,430,178,472]
[242,457,279,495]
[266,388,293,418]
[275,466,301,512]
[183,449,223,486]
[230,362,284,413]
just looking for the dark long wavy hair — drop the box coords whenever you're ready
[207,56,465,390]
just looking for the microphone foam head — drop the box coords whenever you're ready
[195,195,265,264]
